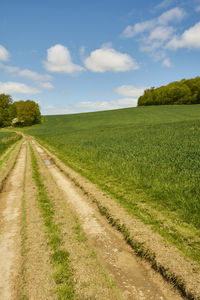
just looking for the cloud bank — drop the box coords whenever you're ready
[0,81,40,94]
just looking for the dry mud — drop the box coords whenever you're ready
[33,141,183,300]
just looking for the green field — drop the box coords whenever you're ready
[0,131,21,156]
[25,105,200,264]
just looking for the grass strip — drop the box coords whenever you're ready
[0,132,22,157]
[0,139,23,191]
[19,143,29,300]
[30,145,76,300]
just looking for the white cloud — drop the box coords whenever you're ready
[155,0,174,10]
[196,5,200,12]
[1,64,53,89]
[122,7,185,38]
[2,65,18,73]
[139,26,174,56]
[167,22,200,49]
[113,98,138,107]
[157,7,185,25]
[122,7,186,65]
[140,41,164,53]
[148,26,174,42]
[115,85,146,97]
[84,45,139,72]
[75,98,138,111]
[0,81,40,94]
[38,82,54,89]
[80,46,86,57]
[162,58,172,67]
[17,69,52,81]
[44,105,76,115]
[44,44,84,74]
[0,45,9,62]
[122,21,155,38]
[43,97,138,115]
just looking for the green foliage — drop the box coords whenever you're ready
[15,100,41,126]
[0,94,13,127]
[138,76,200,106]
[0,93,41,127]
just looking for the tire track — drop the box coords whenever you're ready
[0,141,26,300]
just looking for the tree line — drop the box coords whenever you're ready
[0,94,41,127]
[138,76,200,106]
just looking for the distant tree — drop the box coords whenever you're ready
[0,94,41,127]
[15,100,41,126]
[138,76,200,106]
[0,94,13,127]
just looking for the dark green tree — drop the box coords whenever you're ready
[15,100,41,126]
[0,94,13,127]
[138,76,200,106]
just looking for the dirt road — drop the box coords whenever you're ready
[0,137,187,299]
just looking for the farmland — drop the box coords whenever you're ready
[25,105,200,265]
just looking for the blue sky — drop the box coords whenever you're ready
[1,0,200,115]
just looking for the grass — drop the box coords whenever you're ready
[19,144,28,300]
[25,105,200,264]
[30,145,76,300]
[0,131,21,156]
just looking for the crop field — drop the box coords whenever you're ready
[25,105,200,264]
[0,131,21,156]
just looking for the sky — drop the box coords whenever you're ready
[1,0,200,115]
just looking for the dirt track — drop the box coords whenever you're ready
[0,137,187,299]
[0,142,26,299]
